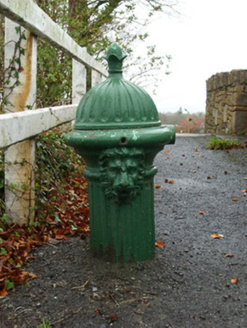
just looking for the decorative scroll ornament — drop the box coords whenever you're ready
[99,147,145,204]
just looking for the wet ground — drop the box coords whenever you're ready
[0,135,247,328]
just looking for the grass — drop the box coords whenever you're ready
[206,136,244,150]
[37,318,52,328]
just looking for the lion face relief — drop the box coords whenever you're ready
[99,147,145,204]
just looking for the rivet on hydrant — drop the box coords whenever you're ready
[64,43,176,262]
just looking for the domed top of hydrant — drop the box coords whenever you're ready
[73,43,161,130]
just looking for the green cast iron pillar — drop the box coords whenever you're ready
[64,43,175,262]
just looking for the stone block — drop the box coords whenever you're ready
[234,92,247,107]
[206,79,212,91]
[232,111,247,134]
[239,70,247,84]
[234,85,245,93]
[230,70,242,85]
[221,72,229,87]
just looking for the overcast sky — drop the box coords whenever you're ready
[143,0,247,114]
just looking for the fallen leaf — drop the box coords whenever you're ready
[109,313,118,322]
[207,176,211,179]
[211,233,224,239]
[27,273,37,279]
[195,149,198,152]
[225,254,234,258]
[95,309,101,314]
[0,286,8,297]
[155,184,161,189]
[164,179,169,183]
[199,210,205,215]
[224,171,228,175]
[197,153,200,155]
[241,189,247,193]
[165,150,170,153]
[231,276,239,284]
[83,207,90,217]
[167,157,170,159]
[197,166,200,169]
[55,234,67,240]
[155,241,164,248]
[14,271,35,285]
[231,198,238,202]
[169,180,174,184]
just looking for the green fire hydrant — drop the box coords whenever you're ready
[64,43,175,262]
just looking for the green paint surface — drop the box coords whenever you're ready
[64,43,176,262]
[88,179,155,262]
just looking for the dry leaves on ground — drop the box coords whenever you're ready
[0,171,90,297]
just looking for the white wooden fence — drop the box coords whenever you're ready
[0,0,107,225]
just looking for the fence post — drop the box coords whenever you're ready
[4,19,37,225]
[91,70,103,87]
[72,59,87,104]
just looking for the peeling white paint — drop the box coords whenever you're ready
[4,19,37,223]
[132,131,138,141]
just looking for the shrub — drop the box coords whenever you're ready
[206,137,244,150]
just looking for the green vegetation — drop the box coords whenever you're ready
[37,318,52,328]
[0,125,85,219]
[4,280,14,291]
[236,130,245,136]
[206,137,244,150]
[35,126,84,221]
[0,126,82,218]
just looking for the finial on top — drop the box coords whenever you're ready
[103,43,127,74]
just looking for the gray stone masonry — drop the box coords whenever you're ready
[205,69,247,135]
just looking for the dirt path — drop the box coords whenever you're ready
[0,136,247,328]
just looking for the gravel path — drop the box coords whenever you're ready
[0,135,246,328]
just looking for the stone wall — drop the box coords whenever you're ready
[205,70,247,135]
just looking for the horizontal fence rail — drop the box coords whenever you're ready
[0,0,107,75]
[0,105,77,149]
